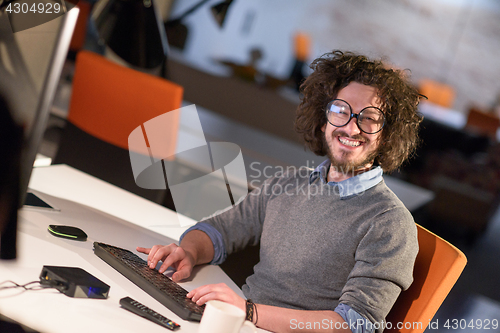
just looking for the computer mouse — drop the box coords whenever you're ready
[48,225,88,241]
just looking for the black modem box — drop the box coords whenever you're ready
[39,266,110,299]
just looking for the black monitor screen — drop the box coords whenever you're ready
[0,7,79,259]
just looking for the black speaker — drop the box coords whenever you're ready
[40,266,110,299]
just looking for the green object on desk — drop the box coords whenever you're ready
[48,225,88,241]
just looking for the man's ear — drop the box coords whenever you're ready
[321,124,326,132]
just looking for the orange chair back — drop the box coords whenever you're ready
[466,107,500,139]
[67,51,183,156]
[418,79,455,109]
[294,32,311,62]
[385,224,467,333]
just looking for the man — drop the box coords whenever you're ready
[137,50,423,333]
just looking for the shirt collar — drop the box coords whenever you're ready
[309,159,383,198]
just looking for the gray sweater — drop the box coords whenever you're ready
[202,167,418,326]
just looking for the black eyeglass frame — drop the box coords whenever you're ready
[325,99,386,134]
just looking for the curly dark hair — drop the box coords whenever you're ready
[294,50,423,173]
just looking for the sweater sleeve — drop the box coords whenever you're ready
[179,222,227,265]
[339,205,418,328]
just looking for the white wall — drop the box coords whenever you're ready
[169,0,500,113]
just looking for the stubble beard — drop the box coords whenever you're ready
[322,131,380,176]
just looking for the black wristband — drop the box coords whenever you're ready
[245,299,254,322]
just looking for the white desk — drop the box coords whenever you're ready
[0,165,266,333]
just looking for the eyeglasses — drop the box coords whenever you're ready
[325,99,385,134]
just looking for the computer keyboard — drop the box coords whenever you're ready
[93,242,204,321]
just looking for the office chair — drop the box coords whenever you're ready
[53,50,183,204]
[385,224,467,333]
[418,79,455,109]
[465,107,500,139]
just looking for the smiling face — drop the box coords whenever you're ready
[321,82,383,177]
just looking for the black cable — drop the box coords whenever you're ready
[0,280,62,292]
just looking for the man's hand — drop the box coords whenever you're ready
[186,284,350,333]
[187,283,246,312]
[136,244,195,282]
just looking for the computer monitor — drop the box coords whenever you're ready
[0,7,79,259]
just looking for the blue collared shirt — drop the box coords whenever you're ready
[309,159,383,198]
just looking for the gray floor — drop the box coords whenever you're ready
[40,60,500,332]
